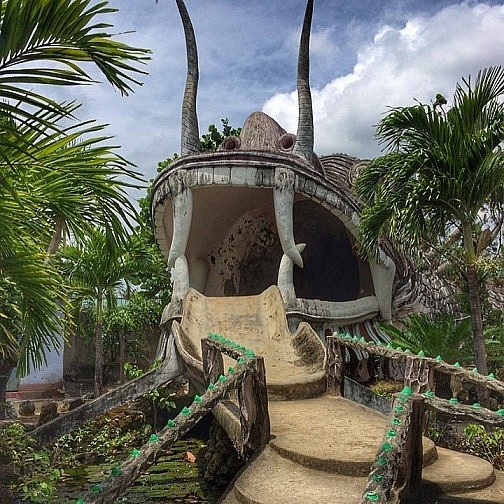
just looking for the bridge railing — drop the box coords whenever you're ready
[79,334,269,504]
[327,333,504,503]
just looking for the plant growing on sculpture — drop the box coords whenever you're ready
[356,66,504,380]
[199,118,242,152]
[157,119,241,174]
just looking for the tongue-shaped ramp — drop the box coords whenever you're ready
[171,286,326,400]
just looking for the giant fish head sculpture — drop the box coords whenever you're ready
[151,0,432,339]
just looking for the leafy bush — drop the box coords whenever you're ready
[462,424,504,470]
[380,313,473,364]
[0,422,61,502]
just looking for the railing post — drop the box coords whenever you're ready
[404,356,433,394]
[238,356,270,455]
[395,394,425,503]
[327,336,345,396]
[201,338,224,384]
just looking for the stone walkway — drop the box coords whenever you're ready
[172,288,504,503]
[220,396,504,503]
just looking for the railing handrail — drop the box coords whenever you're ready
[329,333,504,395]
[80,334,269,504]
[360,391,424,503]
[327,333,504,503]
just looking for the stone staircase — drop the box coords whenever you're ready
[169,288,504,503]
[219,396,504,503]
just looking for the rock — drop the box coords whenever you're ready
[18,400,35,417]
[183,451,197,463]
[37,400,58,426]
[4,403,17,420]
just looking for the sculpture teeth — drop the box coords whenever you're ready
[167,188,193,269]
[278,243,306,307]
[274,169,304,268]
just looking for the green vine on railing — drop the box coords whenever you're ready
[76,333,262,504]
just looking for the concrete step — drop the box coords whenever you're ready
[222,447,500,504]
[423,469,504,503]
[268,396,437,475]
[231,446,368,504]
[219,396,500,503]
[422,447,496,494]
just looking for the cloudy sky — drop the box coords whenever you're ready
[52,0,504,199]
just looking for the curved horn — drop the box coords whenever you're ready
[176,0,200,155]
[293,0,314,164]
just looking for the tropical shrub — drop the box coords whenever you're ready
[380,313,473,364]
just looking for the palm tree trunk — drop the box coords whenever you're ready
[462,223,488,404]
[45,213,65,262]
[0,357,17,420]
[466,263,488,375]
[462,223,488,375]
[119,328,125,385]
[94,296,104,397]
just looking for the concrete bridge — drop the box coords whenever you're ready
[32,286,504,503]
[177,287,504,504]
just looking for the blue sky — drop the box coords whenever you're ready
[53,1,504,198]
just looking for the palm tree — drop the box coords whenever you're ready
[59,229,133,397]
[355,66,504,378]
[0,0,149,128]
[0,0,149,416]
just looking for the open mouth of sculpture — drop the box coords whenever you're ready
[151,0,397,332]
[151,147,395,327]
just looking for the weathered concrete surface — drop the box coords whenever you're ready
[230,446,368,504]
[173,286,327,399]
[268,396,436,475]
[219,396,502,504]
[422,447,495,493]
[431,469,504,503]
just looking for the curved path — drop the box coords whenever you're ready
[171,287,504,503]
[220,396,504,503]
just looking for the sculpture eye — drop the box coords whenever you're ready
[278,133,296,151]
[221,136,241,151]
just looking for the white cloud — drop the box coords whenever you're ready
[263,3,504,159]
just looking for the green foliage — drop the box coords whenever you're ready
[124,361,176,429]
[485,325,504,373]
[103,295,163,362]
[124,222,172,305]
[0,0,150,124]
[0,0,149,376]
[356,67,504,375]
[380,313,474,364]
[156,118,241,175]
[0,422,60,502]
[462,424,504,470]
[199,118,242,151]
[52,416,146,467]
[124,362,144,379]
